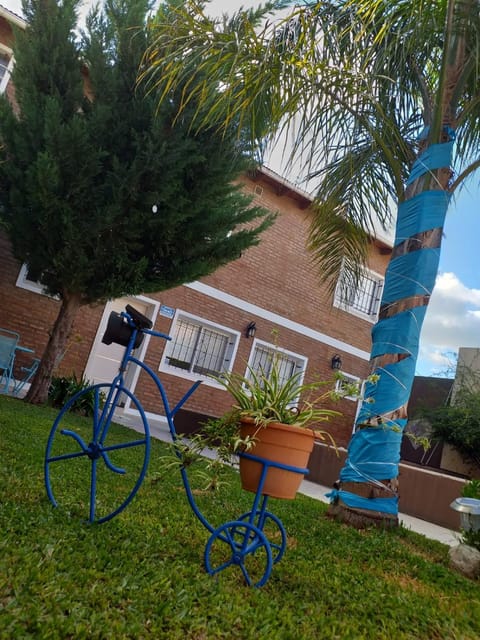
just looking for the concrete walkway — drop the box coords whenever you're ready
[115,410,460,548]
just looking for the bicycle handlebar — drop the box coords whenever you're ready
[122,306,172,341]
[142,326,172,341]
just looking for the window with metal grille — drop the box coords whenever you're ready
[162,314,238,380]
[333,265,383,320]
[247,341,307,400]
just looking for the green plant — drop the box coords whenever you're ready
[422,392,480,468]
[162,351,372,491]
[462,529,480,552]
[48,373,98,416]
[157,417,239,493]
[462,479,480,500]
[1,0,273,405]
[213,351,367,448]
[219,364,341,428]
[161,356,350,490]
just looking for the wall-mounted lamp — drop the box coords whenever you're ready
[331,354,342,370]
[245,321,257,339]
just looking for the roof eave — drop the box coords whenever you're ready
[0,6,27,29]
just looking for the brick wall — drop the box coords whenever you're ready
[0,17,14,48]
[0,233,104,378]
[126,284,365,447]
[204,174,390,353]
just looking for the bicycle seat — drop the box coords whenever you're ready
[125,305,153,331]
[102,311,144,348]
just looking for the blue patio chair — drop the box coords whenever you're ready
[13,357,40,396]
[0,328,20,394]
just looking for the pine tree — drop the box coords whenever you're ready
[0,0,273,404]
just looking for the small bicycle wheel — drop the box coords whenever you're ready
[237,510,287,564]
[45,383,150,524]
[204,520,273,588]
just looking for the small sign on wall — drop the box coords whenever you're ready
[159,304,175,319]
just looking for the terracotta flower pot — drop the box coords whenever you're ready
[239,418,315,499]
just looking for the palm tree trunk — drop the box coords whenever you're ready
[329,0,469,528]
[329,157,453,527]
[26,292,83,405]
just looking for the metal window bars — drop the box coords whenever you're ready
[166,318,230,377]
[336,270,383,317]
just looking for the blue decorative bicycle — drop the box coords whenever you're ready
[45,305,308,587]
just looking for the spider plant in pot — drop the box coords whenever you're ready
[215,356,347,500]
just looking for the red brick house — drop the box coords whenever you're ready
[0,5,391,450]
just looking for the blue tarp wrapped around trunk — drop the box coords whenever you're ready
[332,132,454,515]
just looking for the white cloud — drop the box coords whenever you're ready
[417,272,480,375]
[421,272,480,346]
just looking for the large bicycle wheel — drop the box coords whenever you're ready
[204,520,273,587]
[45,383,150,523]
[237,510,287,564]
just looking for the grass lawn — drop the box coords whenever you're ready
[1,394,479,639]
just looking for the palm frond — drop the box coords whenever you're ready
[143,0,480,279]
[307,197,370,294]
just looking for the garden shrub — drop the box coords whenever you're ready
[422,391,480,468]
[48,374,97,416]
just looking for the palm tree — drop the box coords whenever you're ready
[143,0,480,525]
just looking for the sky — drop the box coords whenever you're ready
[5,0,480,378]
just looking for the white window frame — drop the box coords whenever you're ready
[246,339,308,404]
[333,263,384,322]
[335,372,361,402]
[159,311,240,387]
[16,264,49,295]
[0,45,13,94]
